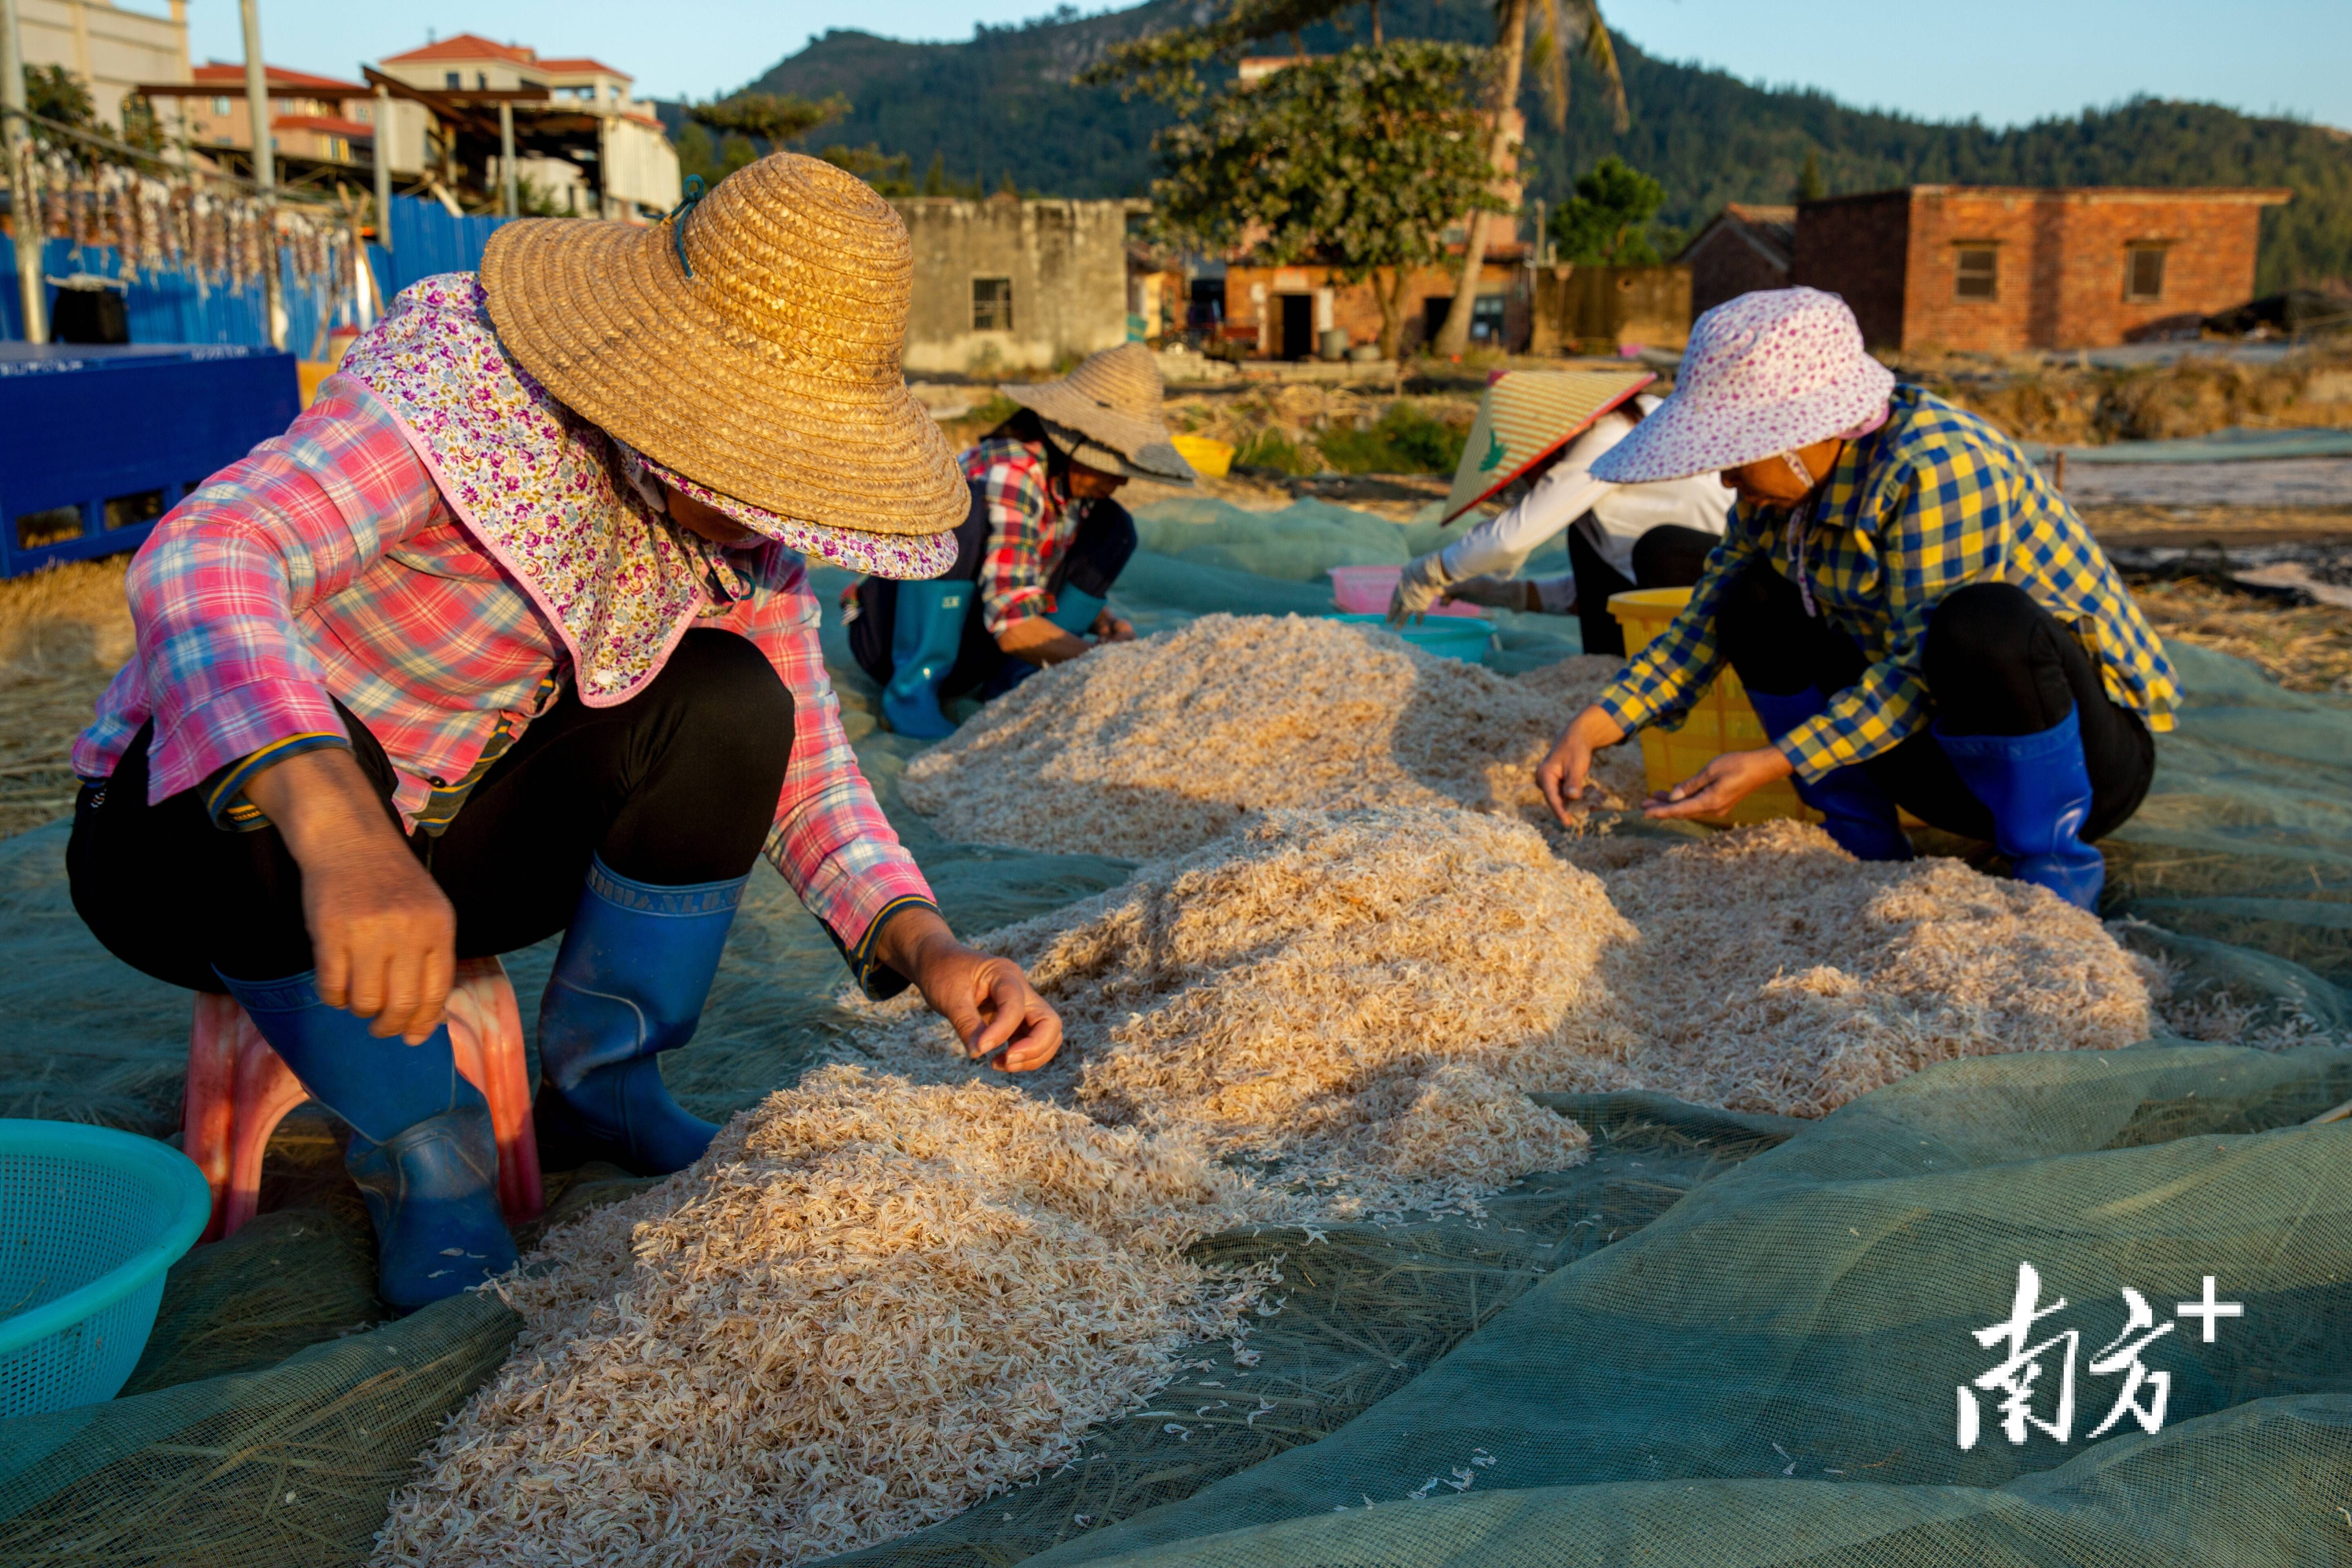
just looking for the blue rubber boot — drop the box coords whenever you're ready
[215,970,517,1313]
[1047,587,1109,636]
[532,857,745,1176]
[880,579,973,739]
[1934,707,2105,910]
[1745,686,1914,862]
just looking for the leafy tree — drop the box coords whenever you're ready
[922,150,950,195]
[1152,43,1504,360]
[22,63,96,147]
[820,144,916,196]
[686,91,846,146]
[1550,154,1666,264]
[673,121,759,186]
[1795,146,1826,202]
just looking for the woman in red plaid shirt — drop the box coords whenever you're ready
[847,343,1198,736]
[66,156,1060,1311]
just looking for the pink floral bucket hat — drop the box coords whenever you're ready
[1589,287,1895,485]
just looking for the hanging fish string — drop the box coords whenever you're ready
[20,136,350,296]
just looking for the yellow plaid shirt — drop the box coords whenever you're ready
[1595,385,2177,782]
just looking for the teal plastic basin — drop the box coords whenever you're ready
[0,1119,211,1415]
[1326,611,1498,664]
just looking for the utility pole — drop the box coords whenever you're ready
[238,0,284,349]
[372,83,393,256]
[497,100,516,217]
[0,0,47,343]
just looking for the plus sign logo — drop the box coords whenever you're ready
[1958,1266,2245,1449]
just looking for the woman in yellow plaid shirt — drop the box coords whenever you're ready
[1536,288,2176,911]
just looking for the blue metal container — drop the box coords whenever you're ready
[0,343,299,578]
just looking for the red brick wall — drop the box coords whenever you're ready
[1790,193,1911,348]
[1686,224,1792,319]
[1223,261,1526,356]
[1901,190,2274,352]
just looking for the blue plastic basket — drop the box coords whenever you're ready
[0,1119,211,1416]
[1325,611,1498,664]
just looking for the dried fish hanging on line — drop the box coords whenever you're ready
[19,147,349,293]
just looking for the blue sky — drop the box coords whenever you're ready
[153,0,2351,128]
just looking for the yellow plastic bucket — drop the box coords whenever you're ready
[1607,587,1818,827]
[1171,433,1234,478]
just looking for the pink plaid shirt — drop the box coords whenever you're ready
[74,379,936,989]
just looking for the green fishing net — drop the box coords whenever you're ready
[4,496,2350,1566]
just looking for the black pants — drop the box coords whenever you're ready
[1714,564,2154,842]
[850,485,1138,699]
[69,630,794,993]
[1569,523,1720,658]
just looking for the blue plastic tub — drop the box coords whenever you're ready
[0,1119,211,1416]
[1325,611,1498,664]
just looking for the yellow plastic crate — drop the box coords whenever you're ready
[1607,587,1819,827]
[1170,433,1234,478]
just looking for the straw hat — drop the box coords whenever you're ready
[1440,368,1654,523]
[1001,343,1196,484]
[479,152,967,541]
[1589,287,1895,485]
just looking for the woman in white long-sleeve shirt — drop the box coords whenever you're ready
[1388,392,1735,655]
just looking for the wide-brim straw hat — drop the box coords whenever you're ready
[1001,343,1196,484]
[479,152,968,561]
[1590,287,1896,485]
[1441,368,1655,523]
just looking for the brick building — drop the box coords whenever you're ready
[1791,185,2291,352]
[1217,252,1533,359]
[1677,203,1795,319]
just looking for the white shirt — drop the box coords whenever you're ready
[1436,395,1735,588]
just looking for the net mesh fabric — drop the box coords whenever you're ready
[3,498,2351,1566]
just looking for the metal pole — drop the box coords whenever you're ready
[372,84,393,254]
[497,100,516,217]
[0,0,46,343]
[238,0,283,349]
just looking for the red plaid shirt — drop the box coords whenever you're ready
[961,436,1093,634]
[75,379,935,989]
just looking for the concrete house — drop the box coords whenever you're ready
[894,197,1143,376]
[1791,185,2292,352]
[15,0,189,131]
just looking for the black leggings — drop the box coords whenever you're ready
[1714,564,2154,842]
[68,630,794,993]
[850,486,1138,699]
[1569,523,1719,658]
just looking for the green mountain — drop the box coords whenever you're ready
[688,0,2351,291]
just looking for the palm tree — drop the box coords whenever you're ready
[1428,0,1626,358]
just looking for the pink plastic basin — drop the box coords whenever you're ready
[1327,564,1483,617]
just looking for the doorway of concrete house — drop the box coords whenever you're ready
[1279,294,1314,359]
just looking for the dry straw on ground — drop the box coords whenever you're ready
[374,1068,1270,1568]
[0,558,133,837]
[900,613,1643,860]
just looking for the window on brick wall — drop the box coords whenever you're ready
[1953,247,1999,302]
[2125,245,2168,302]
[971,277,1014,332]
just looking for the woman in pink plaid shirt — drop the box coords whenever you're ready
[66,155,1060,1312]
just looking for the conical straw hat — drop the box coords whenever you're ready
[480,153,967,539]
[1441,369,1656,523]
[1001,343,1196,484]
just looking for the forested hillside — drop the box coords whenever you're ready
[671,0,2351,290]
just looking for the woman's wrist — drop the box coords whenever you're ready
[873,903,958,982]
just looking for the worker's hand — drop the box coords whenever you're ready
[1535,704,1629,826]
[877,905,1065,1072]
[1091,608,1136,643]
[1644,746,1795,822]
[997,614,1094,666]
[1440,574,1540,613]
[1387,551,1453,626]
[243,747,455,1045]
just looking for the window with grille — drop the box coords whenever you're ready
[972,277,1014,332]
[1954,247,1999,302]
[2125,246,2168,302]
[445,72,462,89]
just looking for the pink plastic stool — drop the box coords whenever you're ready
[183,956,545,1243]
